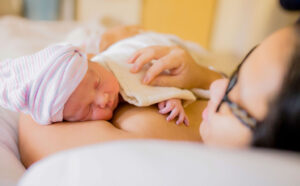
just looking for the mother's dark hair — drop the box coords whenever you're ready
[252,23,300,152]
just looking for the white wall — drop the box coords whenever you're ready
[210,0,300,58]
[76,0,142,26]
[60,0,75,20]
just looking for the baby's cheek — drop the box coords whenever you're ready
[62,104,76,121]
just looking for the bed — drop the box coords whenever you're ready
[0,16,300,186]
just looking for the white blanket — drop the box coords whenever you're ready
[92,32,201,107]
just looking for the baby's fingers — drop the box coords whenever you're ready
[178,111,189,126]
[159,101,174,114]
[177,112,189,126]
[158,101,166,110]
[184,117,189,126]
[166,107,180,122]
[176,112,186,125]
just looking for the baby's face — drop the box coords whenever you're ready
[63,62,120,121]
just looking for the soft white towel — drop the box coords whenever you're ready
[92,32,197,107]
[0,44,88,125]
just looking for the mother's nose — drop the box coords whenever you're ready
[208,79,229,111]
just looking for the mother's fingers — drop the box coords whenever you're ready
[149,74,182,87]
[128,46,170,72]
[143,54,181,84]
[130,52,156,73]
[128,49,143,64]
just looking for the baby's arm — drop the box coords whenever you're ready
[158,98,189,126]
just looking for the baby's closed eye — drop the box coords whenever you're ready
[94,76,101,89]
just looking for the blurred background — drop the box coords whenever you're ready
[0,0,299,59]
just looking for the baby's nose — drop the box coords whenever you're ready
[95,93,110,108]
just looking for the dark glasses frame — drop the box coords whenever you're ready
[216,46,258,130]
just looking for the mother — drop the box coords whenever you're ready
[19,23,300,168]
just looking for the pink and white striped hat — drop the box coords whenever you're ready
[0,44,88,125]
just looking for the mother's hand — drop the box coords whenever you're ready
[128,45,222,89]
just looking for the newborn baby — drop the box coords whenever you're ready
[63,60,188,125]
[0,43,189,125]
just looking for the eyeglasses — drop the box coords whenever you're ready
[216,46,258,130]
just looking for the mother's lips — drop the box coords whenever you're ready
[202,106,209,121]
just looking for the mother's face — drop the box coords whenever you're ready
[200,27,295,147]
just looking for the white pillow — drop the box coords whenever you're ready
[0,106,25,186]
[19,140,300,186]
[0,148,25,186]
[0,106,20,158]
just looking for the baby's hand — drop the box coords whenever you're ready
[158,98,189,126]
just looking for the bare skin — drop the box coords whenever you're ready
[112,101,205,140]
[19,100,206,168]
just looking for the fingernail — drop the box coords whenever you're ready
[185,120,189,126]
[130,66,137,73]
[143,76,149,84]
